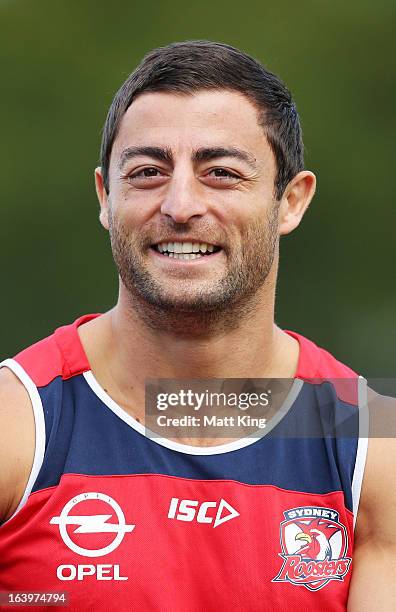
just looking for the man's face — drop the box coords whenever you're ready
[103,89,281,318]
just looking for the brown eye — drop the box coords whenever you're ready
[209,168,240,179]
[130,167,162,179]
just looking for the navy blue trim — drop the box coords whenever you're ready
[32,376,358,512]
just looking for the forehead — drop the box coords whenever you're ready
[111,89,273,164]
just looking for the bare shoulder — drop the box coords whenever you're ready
[357,388,396,532]
[0,366,35,523]
[348,388,396,610]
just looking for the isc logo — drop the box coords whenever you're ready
[167,497,239,528]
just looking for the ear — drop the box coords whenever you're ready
[95,167,110,230]
[278,171,316,236]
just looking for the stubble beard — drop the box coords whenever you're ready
[108,204,280,336]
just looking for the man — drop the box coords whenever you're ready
[0,41,394,610]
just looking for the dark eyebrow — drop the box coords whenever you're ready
[118,146,173,170]
[118,145,257,172]
[192,147,257,171]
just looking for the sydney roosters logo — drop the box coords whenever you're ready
[272,506,351,591]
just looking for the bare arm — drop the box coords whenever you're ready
[0,367,35,523]
[348,393,396,610]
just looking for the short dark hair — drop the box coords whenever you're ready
[100,40,304,200]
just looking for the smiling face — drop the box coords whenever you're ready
[95,89,312,330]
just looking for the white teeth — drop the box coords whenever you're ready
[156,241,218,254]
[182,242,193,253]
[158,250,205,260]
[174,253,191,260]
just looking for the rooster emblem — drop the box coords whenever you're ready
[294,518,339,560]
[273,506,351,591]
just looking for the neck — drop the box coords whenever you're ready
[113,304,273,379]
[80,282,298,391]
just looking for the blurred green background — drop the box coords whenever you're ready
[1,0,395,375]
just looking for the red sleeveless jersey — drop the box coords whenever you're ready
[0,315,368,611]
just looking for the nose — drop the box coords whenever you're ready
[160,170,208,223]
